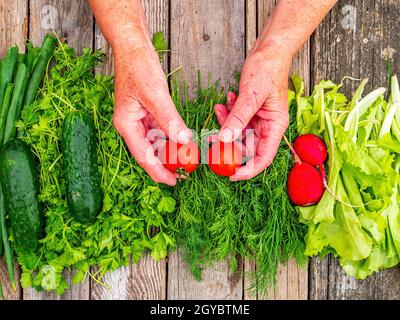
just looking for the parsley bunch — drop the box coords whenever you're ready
[17,42,176,295]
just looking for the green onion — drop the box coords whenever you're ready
[0,47,18,131]
[3,63,29,145]
[23,34,56,107]
[0,280,4,300]
[25,42,41,75]
[0,84,13,146]
[0,83,14,279]
[0,186,15,289]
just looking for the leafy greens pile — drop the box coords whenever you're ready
[17,43,176,294]
[293,75,400,278]
[14,39,306,295]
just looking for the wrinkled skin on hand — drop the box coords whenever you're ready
[113,46,192,186]
[215,45,292,181]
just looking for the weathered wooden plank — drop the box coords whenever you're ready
[130,255,166,299]
[0,261,21,300]
[243,0,309,300]
[23,270,90,300]
[243,0,258,301]
[0,0,28,56]
[0,0,28,300]
[168,0,245,300]
[95,0,169,75]
[310,0,400,300]
[309,257,329,300]
[29,0,93,53]
[169,0,245,98]
[90,265,130,300]
[91,256,166,300]
[90,0,169,300]
[243,260,256,300]
[168,249,243,300]
[22,0,93,300]
[94,22,114,76]
[246,0,257,55]
[267,260,308,300]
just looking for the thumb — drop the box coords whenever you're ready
[214,104,229,126]
[143,89,192,144]
[218,92,260,142]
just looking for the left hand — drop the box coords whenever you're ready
[216,42,292,181]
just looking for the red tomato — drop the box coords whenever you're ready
[207,141,242,176]
[162,140,200,174]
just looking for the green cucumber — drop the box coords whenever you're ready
[0,139,42,254]
[62,112,102,223]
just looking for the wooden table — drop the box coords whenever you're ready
[1,0,400,300]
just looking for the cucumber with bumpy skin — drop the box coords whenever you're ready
[0,139,42,254]
[62,111,102,223]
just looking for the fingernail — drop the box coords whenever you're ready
[177,129,192,144]
[219,128,234,142]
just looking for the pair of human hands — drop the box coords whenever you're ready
[113,42,292,186]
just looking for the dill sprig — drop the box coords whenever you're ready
[170,73,307,294]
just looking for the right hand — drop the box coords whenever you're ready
[113,44,192,186]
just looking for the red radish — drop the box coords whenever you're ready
[287,162,324,206]
[293,134,327,166]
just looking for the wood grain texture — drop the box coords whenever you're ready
[91,0,169,300]
[22,0,93,300]
[0,0,28,56]
[91,265,131,300]
[23,270,90,300]
[243,260,256,300]
[0,261,21,300]
[94,0,170,75]
[168,0,245,299]
[91,256,166,300]
[246,0,257,55]
[266,260,308,300]
[170,0,245,97]
[29,0,93,52]
[168,249,243,300]
[243,0,258,301]
[243,0,309,300]
[94,23,114,75]
[258,0,311,91]
[0,0,28,300]
[310,0,400,300]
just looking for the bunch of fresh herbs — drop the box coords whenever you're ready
[17,42,176,295]
[13,35,306,296]
[170,75,306,294]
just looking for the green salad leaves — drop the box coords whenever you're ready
[293,74,400,278]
